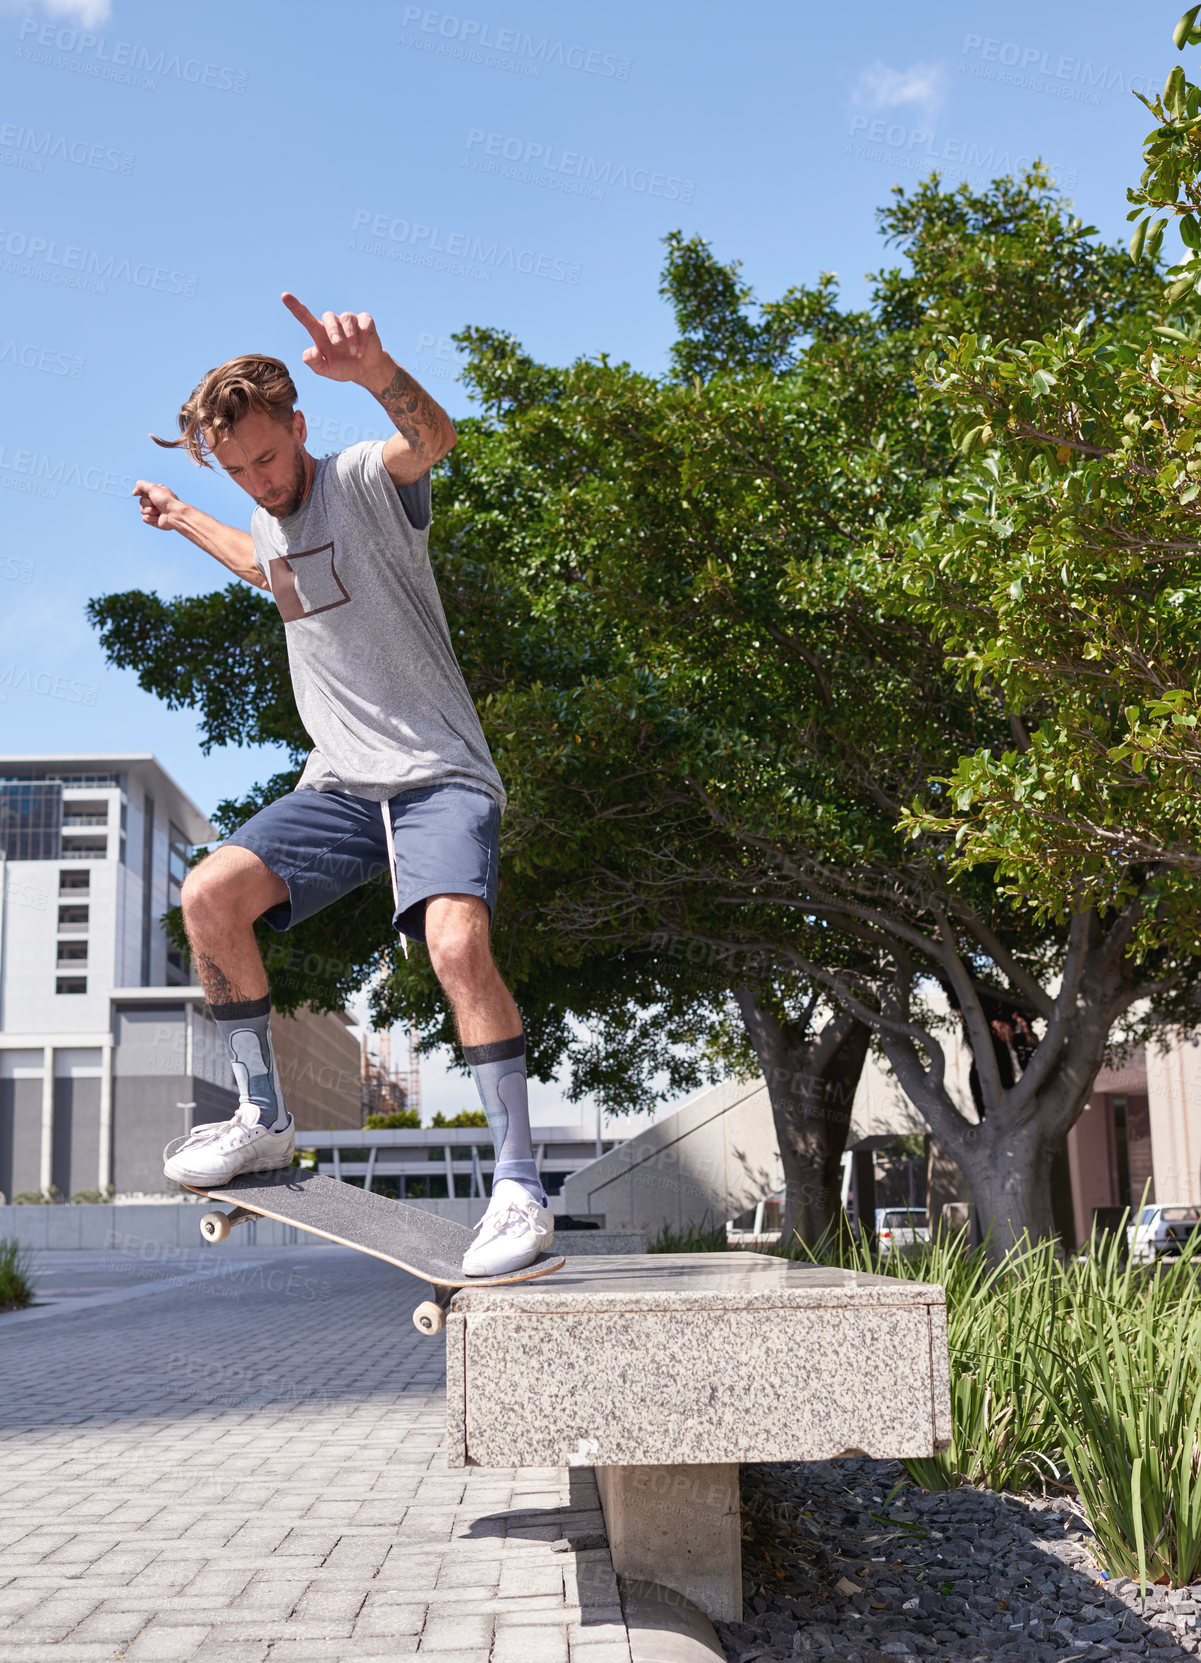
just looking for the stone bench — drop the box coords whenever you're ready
[446,1252,951,1625]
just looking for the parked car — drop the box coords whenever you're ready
[1127,1203,1201,1263]
[875,1207,930,1257]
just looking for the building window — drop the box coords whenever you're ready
[167,823,189,903]
[57,904,89,931]
[0,771,119,788]
[59,868,89,894]
[57,941,87,964]
[166,821,190,982]
[141,793,155,985]
[61,800,108,828]
[56,977,87,995]
[59,838,107,860]
[0,780,62,861]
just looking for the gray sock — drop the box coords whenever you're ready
[209,995,287,1130]
[462,1035,545,1205]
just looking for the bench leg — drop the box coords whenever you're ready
[594,1462,741,1623]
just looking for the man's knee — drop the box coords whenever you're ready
[180,856,224,926]
[181,850,281,933]
[428,921,492,993]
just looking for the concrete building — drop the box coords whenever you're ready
[1067,1045,1182,1240]
[0,754,364,1201]
[272,1005,362,1131]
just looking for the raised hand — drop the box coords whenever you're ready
[281,292,391,387]
[281,290,456,483]
[132,478,186,531]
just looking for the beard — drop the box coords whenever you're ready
[256,446,309,518]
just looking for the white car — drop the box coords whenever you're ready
[1128,1203,1201,1263]
[875,1207,930,1257]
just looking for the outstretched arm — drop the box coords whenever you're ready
[131,480,266,589]
[282,292,456,487]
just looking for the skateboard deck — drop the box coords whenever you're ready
[173,1164,564,1334]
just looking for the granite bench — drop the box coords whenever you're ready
[445,1252,952,1624]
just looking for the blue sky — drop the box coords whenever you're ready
[0,0,1182,1116]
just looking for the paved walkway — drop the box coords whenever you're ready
[0,1246,631,1663]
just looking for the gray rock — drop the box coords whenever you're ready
[1078,1620,1122,1639]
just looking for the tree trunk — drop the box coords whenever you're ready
[876,911,1134,1259]
[948,1121,1059,1257]
[736,993,870,1250]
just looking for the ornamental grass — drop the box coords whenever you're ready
[804,1214,1201,1591]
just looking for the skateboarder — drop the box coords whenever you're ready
[132,294,551,1277]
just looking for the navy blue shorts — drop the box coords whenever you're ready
[222,784,501,944]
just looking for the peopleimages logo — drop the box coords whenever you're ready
[0,337,84,378]
[960,34,1155,100]
[0,445,138,501]
[0,229,198,298]
[349,210,581,284]
[15,18,248,93]
[0,666,99,706]
[398,8,631,80]
[463,129,695,202]
[0,122,135,175]
[846,117,1078,190]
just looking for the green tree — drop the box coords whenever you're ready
[363,1108,421,1129]
[433,177,1174,1251]
[892,15,1201,942]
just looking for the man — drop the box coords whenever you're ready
[133,293,551,1277]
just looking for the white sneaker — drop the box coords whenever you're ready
[163,1105,295,1187]
[463,1179,554,1277]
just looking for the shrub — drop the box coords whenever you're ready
[648,1219,731,1253]
[903,1234,1065,1494]
[364,1108,421,1129]
[12,1186,59,1204]
[0,1238,34,1310]
[1049,1225,1201,1591]
[806,1215,1201,1586]
[430,1109,488,1127]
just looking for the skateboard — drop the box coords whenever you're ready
[169,1162,565,1335]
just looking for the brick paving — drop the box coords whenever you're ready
[0,1246,630,1663]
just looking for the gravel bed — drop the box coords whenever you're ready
[715,1458,1201,1662]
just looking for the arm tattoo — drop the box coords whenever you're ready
[375,365,444,455]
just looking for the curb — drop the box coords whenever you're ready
[619,1575,726,1663]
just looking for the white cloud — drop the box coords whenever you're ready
[853,59,948,116]
[3,0,112,24]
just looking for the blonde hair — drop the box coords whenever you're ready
[152,354,298,467]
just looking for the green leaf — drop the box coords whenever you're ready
[1133,1455,1148,1602]
[1175,5,1201,49]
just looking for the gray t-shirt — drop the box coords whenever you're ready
[250,441,505,810]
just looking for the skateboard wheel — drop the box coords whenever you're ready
[413,1300,446,1335]
[200,1211,231,1244]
